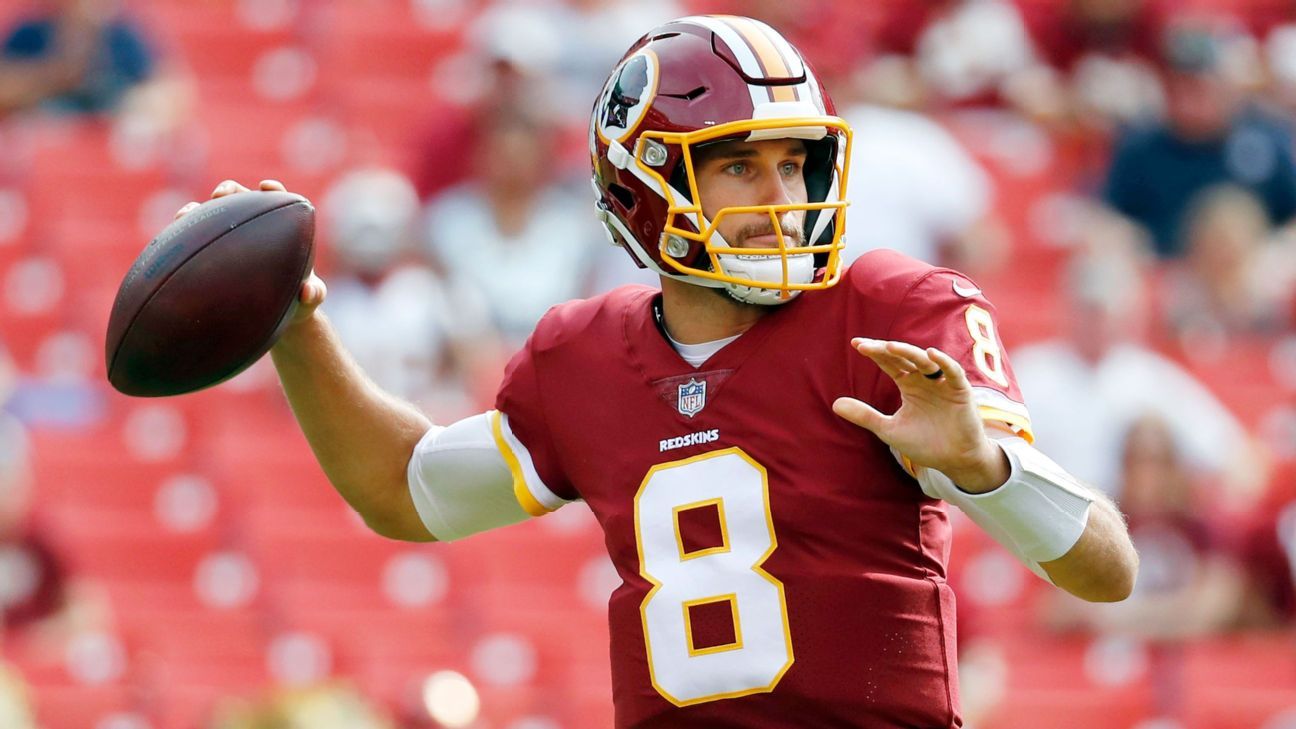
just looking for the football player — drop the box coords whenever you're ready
[181,15,1138,728]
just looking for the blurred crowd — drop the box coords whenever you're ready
[2,0,1296,727]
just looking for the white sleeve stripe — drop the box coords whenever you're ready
[497,411,569,511]
[972,387,1031,420]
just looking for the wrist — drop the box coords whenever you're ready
[272,309,327,354]
[941,439,1011,494]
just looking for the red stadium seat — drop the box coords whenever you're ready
[247,529,452,610]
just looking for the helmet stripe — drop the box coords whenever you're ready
[681,15,772,107]
[721,15,790,78]
[719,16,798,102]
[745,17,805,77]
[801,61,825,113]
[683,16,762,78]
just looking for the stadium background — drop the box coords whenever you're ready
[1,0,1295,727]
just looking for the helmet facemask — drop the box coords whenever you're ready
[643,116,852,306]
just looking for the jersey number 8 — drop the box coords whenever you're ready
[634,447,794,706]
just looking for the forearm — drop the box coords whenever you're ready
[922,435,1138,603]
[1039,493,1138,602]
[270,311,435,541]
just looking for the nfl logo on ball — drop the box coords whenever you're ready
[677,379,706,418]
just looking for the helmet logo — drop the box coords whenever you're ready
[595,50,659,144]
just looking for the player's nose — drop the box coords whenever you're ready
[756,164,796,207]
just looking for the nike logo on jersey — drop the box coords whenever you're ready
[660,429,720,452]
[952,280,982,298]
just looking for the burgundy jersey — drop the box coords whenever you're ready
[493,250,1032,728]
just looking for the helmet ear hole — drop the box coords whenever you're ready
[608,183,636,211]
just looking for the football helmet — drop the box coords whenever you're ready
[590,15,852,305]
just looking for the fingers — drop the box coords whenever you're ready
[211,179,251,199]
[851,338,911,380]
[882,340,943,379]
[174,201,199,220]
[927,347,970,390]
[851,338,967,386]
[832,396,889,435]
[300,271,327,306]
[175,179,291,220]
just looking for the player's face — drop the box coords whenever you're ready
[693,139,808,249]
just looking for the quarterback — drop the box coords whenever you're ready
[181,16,1138,728]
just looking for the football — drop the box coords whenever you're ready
[105,190,316,397]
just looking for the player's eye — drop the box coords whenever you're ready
[725,162,748,176]
[780,161,802,177]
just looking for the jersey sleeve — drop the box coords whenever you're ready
[406,414,531,541]
[879,269,1034,442]
[493,334,578,516]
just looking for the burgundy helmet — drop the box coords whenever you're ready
[590,15,853,305]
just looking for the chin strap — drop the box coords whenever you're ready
[719,253,814,305]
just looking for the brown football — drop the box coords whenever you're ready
[105,190,315,397]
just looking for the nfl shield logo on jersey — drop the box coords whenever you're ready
[677,379,706,418]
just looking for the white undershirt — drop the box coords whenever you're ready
[664,331,741,368]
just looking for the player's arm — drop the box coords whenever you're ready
[835,338,1139,603]
[270,302,437,541]
[184,180,529,543]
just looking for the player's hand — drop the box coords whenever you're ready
[173,179,327,327]
[833,338,1009,493]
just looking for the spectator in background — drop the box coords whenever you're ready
[0,0,154,116]
[412,0,682,202]
[1022,0,1167,131]
[1044,415,1250,639]
[1103,24,1296,257]
[421,109,600,348]
[891,0,1041,107]
[1265,22,1296,116]
[841,100,1008,272]
[1162,184,1296,340]
[410,8,553,201]
[549,0,684,117]
[0,408,109,665]
[321,168,487,421]
[1237,462,1296,627]
[1012,242,1254,500]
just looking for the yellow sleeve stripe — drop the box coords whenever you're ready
[489,410,553,518]
[979,405,1035,444]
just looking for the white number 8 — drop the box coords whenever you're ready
[965,304,1009,387]
[634,447,794,706]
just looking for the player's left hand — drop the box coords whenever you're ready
[833,338,1008,493]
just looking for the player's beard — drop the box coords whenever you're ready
[708,214,809,308]
[731,217,806,249]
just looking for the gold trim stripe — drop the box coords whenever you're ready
[720,15,798,102]
[489,410,552,517]
[979,405,1035,445]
